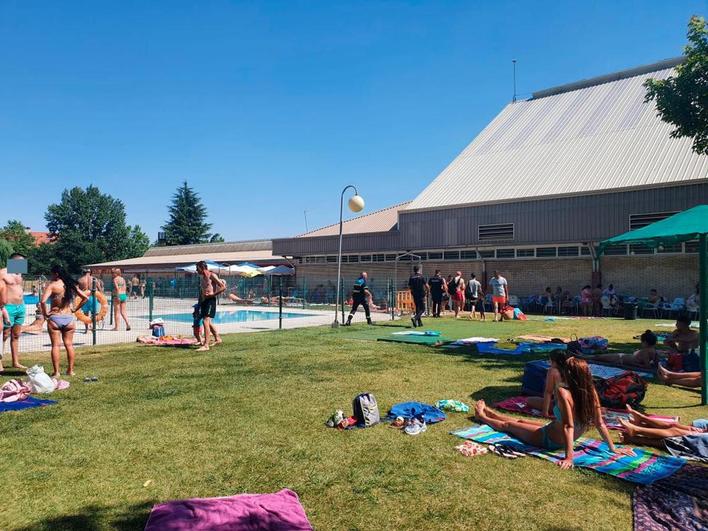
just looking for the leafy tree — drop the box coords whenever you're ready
[0,239,12,268]
[0,219,37,257]
[161,182,216,245]
[43,186,150,274]
[644,15,708,155]
[209,233,225,243]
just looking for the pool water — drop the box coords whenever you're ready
[23,295,39,305]
[154,310,316,324]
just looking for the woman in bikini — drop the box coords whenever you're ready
[526,350,571,417]
[586,330,659,369]
[41,265,88,377]
[475,356,634,469]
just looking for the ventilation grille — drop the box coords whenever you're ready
[478,223,514,241]
[629,211,677,230]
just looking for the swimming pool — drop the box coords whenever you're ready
[23,295,39,305]
[153,310,317,324]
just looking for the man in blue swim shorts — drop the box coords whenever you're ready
[0,253,28,370]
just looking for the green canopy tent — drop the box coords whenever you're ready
[598,205,708,404]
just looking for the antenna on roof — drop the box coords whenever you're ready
[304,210,309,233]
[512,59,517,103]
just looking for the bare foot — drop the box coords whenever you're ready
[12,363,27,370]
[126,326,131,331]
[0,364,4,372]
[625,404,639,422]
[474,400,487,421]
[213,338,222,346]
[196,346,210,352]
[51,372,61,379]
[111,328,119,332]
[618,418,636,437]
[66,371,75,377]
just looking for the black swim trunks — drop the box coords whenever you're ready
[199,296,217,319]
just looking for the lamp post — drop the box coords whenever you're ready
[332,185,365,327]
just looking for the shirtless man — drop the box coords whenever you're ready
[111,268,131,331]
[0,253,28,371]
[196,261,225,352]
[78,268,100,334]
[664,315,699,353]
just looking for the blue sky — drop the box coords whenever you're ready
[0,1,703,241]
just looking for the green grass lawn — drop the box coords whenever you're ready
[2,316,706,530]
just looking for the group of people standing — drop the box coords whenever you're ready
[409,268,509,327]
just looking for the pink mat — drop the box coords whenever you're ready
[495,396,678,431]
[144,488,313,531]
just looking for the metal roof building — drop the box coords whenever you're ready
[274,57,708,298]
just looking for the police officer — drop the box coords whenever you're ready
[345,272,373,326]
[427,269,446,317]
[408,265,428,327]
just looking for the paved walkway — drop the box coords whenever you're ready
[5,297,393,354]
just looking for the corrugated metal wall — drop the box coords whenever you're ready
[274,183,708,256]
[399,183,708,249]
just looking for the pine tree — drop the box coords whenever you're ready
[161,182,215,246]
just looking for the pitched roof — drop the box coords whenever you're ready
[405,57,708,212]
[29,231,50,245]
[297,202,411,238]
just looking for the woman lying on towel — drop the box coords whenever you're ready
[585,330,659,369]
[657,365,701,388]
[618,405,706,447]
[475,356,634,469]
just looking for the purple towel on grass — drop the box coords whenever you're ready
[144,488,313,531]
[633,463,708,530]
[452,424,685,485]
[0,397,56,412]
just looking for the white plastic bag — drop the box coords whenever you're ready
[26,365,56,394]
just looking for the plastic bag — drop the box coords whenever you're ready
[26,365,57,394]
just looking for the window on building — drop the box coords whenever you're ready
[496,248,515,259]
[478,223,514,241]
[516,248,535,258]
[580,247,591,256]
[629,211,678,230]
[444,251,460,260]
[557,246,579,257]
[657,243,682,254]
[427,251,443,260]
[360,255,372,262]
[348,255,359,263]
[478,250,495,258]
[314,256,326,263]
[460,250,478,260]
[385,254,397,261]
[372,254,385,262]
[629,244,654,255]
[604,245,627,256]
[536,247,557,257]
[326,255,337,263]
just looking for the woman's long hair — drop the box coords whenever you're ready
[51,265,79,308]
[558,357,596,426]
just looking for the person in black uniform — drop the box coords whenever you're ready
[427,269,446,318]
[408,265,428,328]
[345,272,373,326]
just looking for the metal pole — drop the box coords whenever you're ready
[340,283,345,324]
[279,276,283,330]
[700,234,707,405]
[333,185,358,327]
[148,279,154,322]
[91,278,97,346]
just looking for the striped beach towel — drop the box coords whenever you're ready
[451,424,685,485]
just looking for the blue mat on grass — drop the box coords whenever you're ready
[452,424,685,485]
[0,397,57,413]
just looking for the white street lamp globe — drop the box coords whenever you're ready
[348,194,365,212]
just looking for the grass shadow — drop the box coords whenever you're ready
[469,385,522,402]
[15,500,154,531]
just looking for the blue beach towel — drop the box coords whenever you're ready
[452,424,685,485]
[476,342,567,356]
[0,397,56,413]
[387,402,446,424]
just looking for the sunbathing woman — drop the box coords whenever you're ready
[475,356,634,469]
[657,365,701,388]
[618,405,706,448]
[585,330,659,369]
[41,265,88,377]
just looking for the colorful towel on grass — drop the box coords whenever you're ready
[495,396,679,431]
[377,335,445,345]
[145,489,313,531]
[475,342,566,356]
[451,424,685,484]
[633,463,707,530]
[0,396,56,413]
[137,336,199,347]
